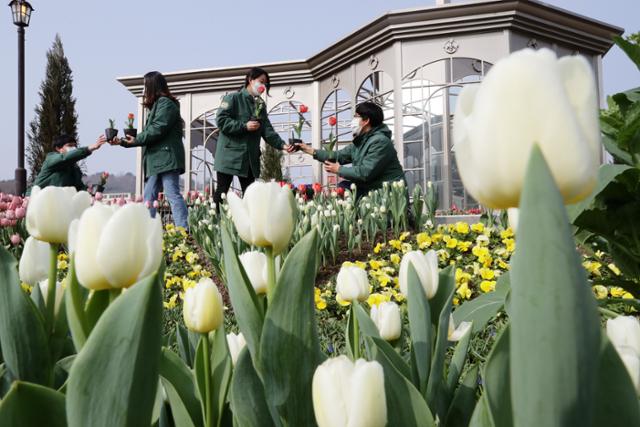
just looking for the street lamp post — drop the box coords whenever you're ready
[9,0,33,196]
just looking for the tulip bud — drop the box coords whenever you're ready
[239,251,268,294]
[26,186,91,244]
[73,203,163,290]
[312,356,387,427]
[336,265,369,302]
[38,280,64,316]
[607,316,640,393]
[226,332,247,366]
[370,302,402,341]
[399,250,439,299]
[448,314,472,342]
[227,181,295,255]
[507,208,519,234]
[94,192,103,201]
[15,207,26,219]
[183,278,224,333]
[10,233,21,246]
[19,236,50,285]
[453,48,600,208]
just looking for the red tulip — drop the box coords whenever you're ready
[205,185,210,195]
[336,187,345,198]
[328,116,337,126]
[298,184,307,193]
[312,183,322,194]
[128,113,135,120]
[299,104,309,113]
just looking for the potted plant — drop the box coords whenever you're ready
[105,119,118,141]
[289,104,308,145]
[95,171,109,193]
[123,113,137,138]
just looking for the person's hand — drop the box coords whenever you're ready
[89,135,107,152]
[246,120,261,132]
[122,135,136,145]
[324,160,340,174]
[284,144,297,153]
[108,136,121,146]
[298,144,314,155]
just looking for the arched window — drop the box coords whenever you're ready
[267,101,313,185]
[356,71,395,135]
[190,108,218,192]
[402,57,491,209]
[321,89,352,186]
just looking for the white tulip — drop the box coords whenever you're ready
[239,251,268,294]
[453,48,600,208]
[312,356,386,427]
[226,332,247,367]
[73,203,163,290]
[607,316,640,394]
[448,314,472,342]
[38,280,64,316]
[183,278,224,334]
[336,265,369,302]
[19,236,50,285]
[227,181,295,255]
[26,186,92,243]
[507,208,519,234]
[370,302,402,341]
[399,250,439,299]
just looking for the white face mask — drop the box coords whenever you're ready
[351,118,363,136]
[65,146,77,154]
[251,81,266,96]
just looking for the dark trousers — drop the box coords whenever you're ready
[213,171,255,208]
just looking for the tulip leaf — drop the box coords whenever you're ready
[406,262,432,395]
[176,324,197,368]
[443,364,479,427]
[30,282,46,317]
[0,381,66,427]
[229,348,275,427]
[0,246,52,386]
[160,348,203,427]
[593,336,640,426]
[345,304,357,359]
[65,258,90,351]
[368,337,412,382]
[445,321,473,398]
[510,146,600,427]
[353,303,381,339]
[66,274,162,427]
[259,229,324,426]
[221,226,263,362]
[452,273,509,334]
[468,394,495,427]
[194,328,232,427]
[370,340,436,427]
[482,325,512,427]
[85,289,110,332]
[425,266,455,420]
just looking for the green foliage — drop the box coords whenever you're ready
[260,144,284,182]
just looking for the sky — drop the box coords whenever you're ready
[0,0,638,180]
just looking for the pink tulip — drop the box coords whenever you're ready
[8,220,17,227]
[95,192,103,201]
[0,202,7,211]
[118,198,126,206]
[0,219,9,227]
[5,210,15,220]
[10,234,21,246]
[135,195,144,203]
[153,200,160,209]
[145,201,151,209]
[15,207,26,219]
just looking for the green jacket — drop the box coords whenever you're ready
[125,96,185,177]
[30,147,90,192]
[314,124,406,195]
[215,89,285,178]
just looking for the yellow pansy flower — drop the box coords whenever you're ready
[479,268,495,280]
[316,299,327,310]
[592,285,608,300]
[456,282,472,300]
[416,232,432,249]
[163,294,178,309]
[374,242,385,254]
[367,293,391,307]
[57,260,68,270]
[401,243,413,253]
[582,261,602,277]
[369,260,383,270]
[378,275,392,287]
[608,263,621,276]
[446,238,458,249]
[500,228,514,239]
[185,252,199,264]
[471,223,485,233]
[457,241,473,252]
[453,297,460,306]
[390,254,401,265]
[455,222,470,235]
[610,287,625,298]
[480,280,496,293]
[399,231,411,242]
[431,233,443,243]
[389,240,402,251]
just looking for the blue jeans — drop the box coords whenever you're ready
[144,171,189,230]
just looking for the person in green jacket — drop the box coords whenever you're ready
[30,134,107,193]
[112,71,189,229]
[298,102,406,199]
[213,67,296,206]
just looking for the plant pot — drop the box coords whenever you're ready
[95,184,105,193]
[249,116,261,123]
[105,128,118,141]
[123,128,137,138]
[288,138,303,145]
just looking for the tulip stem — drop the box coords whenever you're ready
[598,307,619,318]
[351,303,360,360]
[46,243,59,330]
[201,333,214,427]
[109,289,121,303]
[265,247,276,303]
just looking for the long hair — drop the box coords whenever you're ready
[143,71,178,109]
[241,67,271,95]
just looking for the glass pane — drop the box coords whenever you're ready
[405,169,423,194]
[321,89,352,144]
[403,141,423,169]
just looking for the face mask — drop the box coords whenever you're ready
[65,146,77,154]
[351,118,363,136]
[252,81,266,96]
